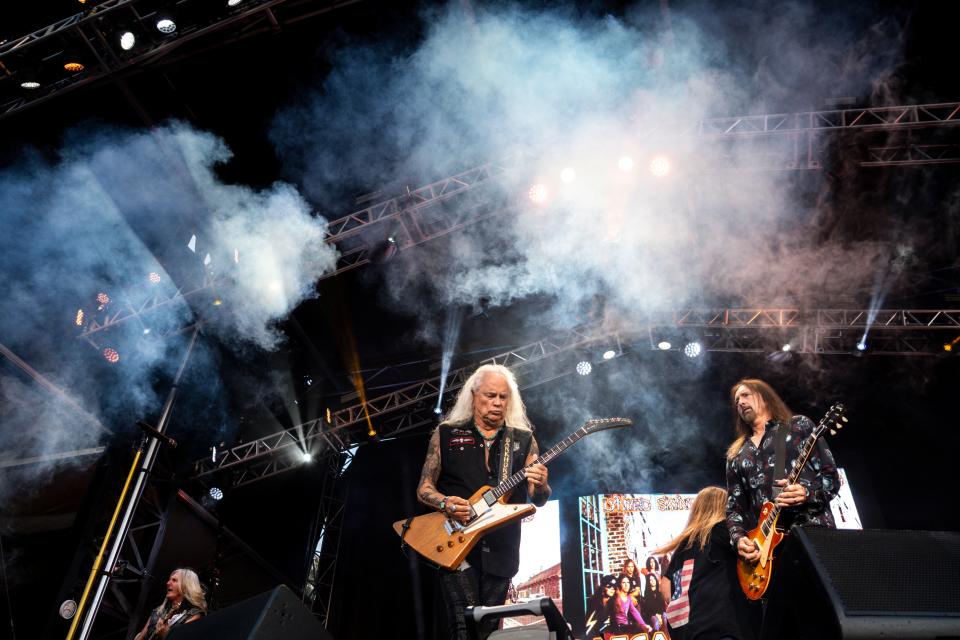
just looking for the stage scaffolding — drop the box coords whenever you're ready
[195,307,960,482]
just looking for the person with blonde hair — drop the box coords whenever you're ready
[416,364,550,640]
[655,486,751,640]
[133,568,206,640]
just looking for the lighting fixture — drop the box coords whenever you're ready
[528,183,549,203]
[120,30,136,51]
[683,342,702,358]
[576,361,592,376]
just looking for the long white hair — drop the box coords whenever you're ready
[441,364,533,431]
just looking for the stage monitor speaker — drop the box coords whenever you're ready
[167,585,333,640]
[777,528,960,640]
[465,597,575,640]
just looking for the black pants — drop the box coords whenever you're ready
[438,566,510,640]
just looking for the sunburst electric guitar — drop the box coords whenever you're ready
[737,403,847,599]
[393,417,633,570]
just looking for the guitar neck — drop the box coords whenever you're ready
[489,426,587,500]
[761,426,821,531]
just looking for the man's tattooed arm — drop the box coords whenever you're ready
[417,429,445,509]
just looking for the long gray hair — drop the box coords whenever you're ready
[441,364,533,431]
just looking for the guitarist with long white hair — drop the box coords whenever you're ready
[725,378,841,639]
[416,364,551,640]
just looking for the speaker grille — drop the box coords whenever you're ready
[801,529,960,615]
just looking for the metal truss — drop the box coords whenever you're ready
[862,143,960,167]
[92,477,169,639]
[77,274,216,343]
[323,159,516,278]
[0,0,361,120]
[646,308,960,356]
[191,322,617,481]
[302,449,352,627]
[696,103,960,136]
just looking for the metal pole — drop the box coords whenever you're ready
[67,325,201,640]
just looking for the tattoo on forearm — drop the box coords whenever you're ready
[417,429,444,508]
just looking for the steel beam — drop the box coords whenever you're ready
[0,0,362,120]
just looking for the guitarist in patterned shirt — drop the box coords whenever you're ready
[724,378,840,639]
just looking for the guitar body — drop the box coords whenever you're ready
[393,485,536,570]
[736,501,784,600]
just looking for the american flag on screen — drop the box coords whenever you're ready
[664,559,694,627]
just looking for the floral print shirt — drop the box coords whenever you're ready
[725,414,840,547]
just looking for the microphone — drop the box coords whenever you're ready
[136,420,178,448]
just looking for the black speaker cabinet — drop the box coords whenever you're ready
[775,528,960,639]
[167,585,333,640]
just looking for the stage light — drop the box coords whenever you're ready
[212,298,223,306]
[103,347,120,363]
[576,361,592,376]
[208,487,224,501]
[602,349,616,360]
[649,155,671,177]
[855,340,867,352]
[387,235,397,244]
[227,0,244,5]
[149,272,161,284]
[63,58,85,73]
[119,31,136,51]
[187,234,197,252]
[782,344,792,352]
[657,341,671,350]
[560,167,576,183]
[302,452,313,463]
[683,342,702,358]
[75,309,84,326]
[617,156,634,172]
[528,183,549,203]
[97,292,110,304]
[156,16,177,34]
[433,406,442,415]
[19,71,40,90]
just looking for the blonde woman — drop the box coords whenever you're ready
[653,487,752,640]
[134,568,207,640]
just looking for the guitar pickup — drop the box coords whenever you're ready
[443,519,465,535]
[482,490,496,506]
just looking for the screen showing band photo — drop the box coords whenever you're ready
[576,469,860,640]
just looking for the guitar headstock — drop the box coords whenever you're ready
[583,417,633,434]
[815,402,848,437]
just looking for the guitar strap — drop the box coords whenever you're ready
[771,420,787,498]
[499,427,514,484]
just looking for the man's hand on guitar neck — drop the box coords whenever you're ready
[737,536,760,562]
[774,479,809,508]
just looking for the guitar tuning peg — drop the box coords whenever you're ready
[830,429,836,436]
[841,416,849,422]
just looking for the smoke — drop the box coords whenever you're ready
[0,123,336,507]
[273,2,913,327]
